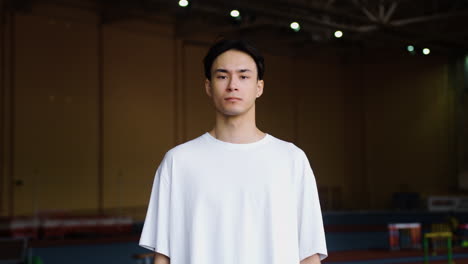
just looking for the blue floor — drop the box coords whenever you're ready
[326,253,468,264]
[30,241,151,264]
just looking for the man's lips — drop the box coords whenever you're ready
[225,97,242,101]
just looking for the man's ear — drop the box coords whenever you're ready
[256,80,264,98]
[205,79,212,97]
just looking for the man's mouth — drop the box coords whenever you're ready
[225,97,242,101]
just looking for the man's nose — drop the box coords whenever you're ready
[227,78,239,91]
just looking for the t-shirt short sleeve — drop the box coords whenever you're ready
[139,156,171,257]
[297,150,328,261]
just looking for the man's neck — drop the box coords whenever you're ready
[210,113,265,144]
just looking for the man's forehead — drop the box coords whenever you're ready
[214,50,255,63]
[212,50,256,71]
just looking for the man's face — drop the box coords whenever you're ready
[205,49,264,117]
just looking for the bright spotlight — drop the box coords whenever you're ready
[407,45,415,52]
[179,0,189,7]
[334,30,343,38]
[230,10,240,18]
[423,48,431,55]
[290,22,300,32]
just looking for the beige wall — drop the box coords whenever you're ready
[183,43,213,141]
[0,4,459,217]
[102,23,176,211]
[363,51,455,209]
[12,13,99,215]
[294,55,348,209]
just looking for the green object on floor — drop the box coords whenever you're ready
[462,240,468,247]
[32,256,43,264]
[423,232,453,264]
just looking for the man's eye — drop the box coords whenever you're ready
[241,76,249,79]
[217,76,227,79]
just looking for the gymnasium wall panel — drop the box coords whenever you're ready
[363,53,453,209]
[182,42,213,141]
[293,56,348,209]
[13,13,99,215]
[257,54,295,142]
[102,23,175,210]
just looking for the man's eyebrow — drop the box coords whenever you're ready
[214,68,252,74]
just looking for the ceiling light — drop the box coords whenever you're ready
[406,45,416,55]
[290,22,300,32]
[334,30,343,38]
[423,48,431,55]
[230,10,240,18]
[179,0,189,7]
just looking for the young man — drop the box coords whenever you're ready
[139,39,327,264]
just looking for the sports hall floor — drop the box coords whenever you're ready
[29,239,468,264]
[25,210,468,264]
[325,248,468,264]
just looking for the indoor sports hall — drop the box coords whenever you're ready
[1,0,468,263]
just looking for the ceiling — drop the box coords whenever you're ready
[5,0,468,54]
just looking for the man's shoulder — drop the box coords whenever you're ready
[165,133,208,158]
[268,134,305,154]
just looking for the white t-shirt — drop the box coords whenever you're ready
[139,133,327,264]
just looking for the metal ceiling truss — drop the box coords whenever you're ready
[2,0,468,51]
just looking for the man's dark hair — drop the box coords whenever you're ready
[203,39,265,80]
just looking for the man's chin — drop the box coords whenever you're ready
[215,105,254,117]
[217,109,244,117]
